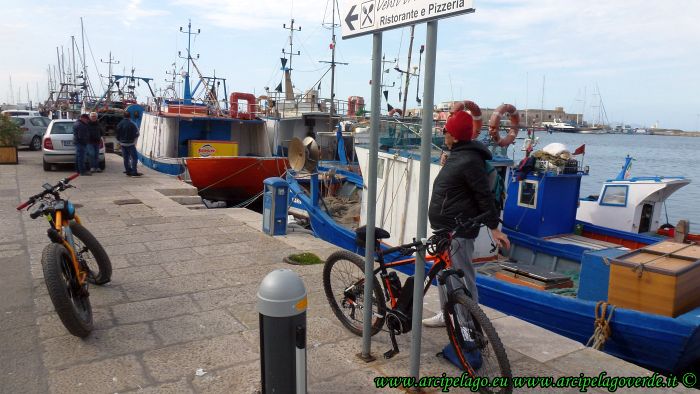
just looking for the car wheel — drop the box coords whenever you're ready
[43,159,51,171]
[30,136,42,151]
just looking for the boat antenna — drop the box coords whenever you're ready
[100,51,119,103]
[400,25,416,116]
[178,19,200,103]
[282,19,301,101]
[319,0,348,115]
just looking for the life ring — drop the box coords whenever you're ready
[488,104,520,147]
[230,92,257,120]
[463,100,483,139]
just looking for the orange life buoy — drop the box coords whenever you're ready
[230,92,257,120]
[347,96,365,117]
[488,104,520,147]
[463,100,483,139]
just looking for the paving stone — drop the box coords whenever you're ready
[125,248,203,266]
[121,273,228,302]
[110,264,170,284]
[122,377,194,393]
[104,242,149,256]
[151,309,245,345]
[191,283,261,311]
[48,354,148,394]
[42,323,157,368]
[111,295,200,324]
[190,361,261,394]
[37,308,113,339]
[491,316,585,363]
[142,334,258,381]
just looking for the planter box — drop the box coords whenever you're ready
[0,146,18,164]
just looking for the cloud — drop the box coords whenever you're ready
[123,0,169,27]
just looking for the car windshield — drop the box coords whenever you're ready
[10,118,25,126]
[50,123,74,135]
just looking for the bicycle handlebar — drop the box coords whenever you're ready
[16,173,79,211]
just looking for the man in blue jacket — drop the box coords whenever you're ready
[423,110,510,327]
[73,114,91,175]
[116,112,142,177]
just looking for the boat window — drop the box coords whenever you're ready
[377,158,385,180]
[518,180,538,209]
[601,185,628,206]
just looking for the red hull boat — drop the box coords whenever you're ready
[186,156,289,204]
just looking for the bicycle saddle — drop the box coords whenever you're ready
[355,226,391,247]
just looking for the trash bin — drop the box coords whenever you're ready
[263,177,289,236]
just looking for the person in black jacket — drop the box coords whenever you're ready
[87,112,103,172]
[116,112,142,176]
[422,110,510,327]
[72,114,91,175]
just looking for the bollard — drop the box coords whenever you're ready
[257,269,307,394]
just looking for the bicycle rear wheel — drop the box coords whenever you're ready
[444,291,511,393]
[323,250,386,336]
[70,222,112,285]
[42,243,93,337]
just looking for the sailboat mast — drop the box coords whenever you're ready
[330,0,337,114]
[81,18,88,97]
[540,75,545,124]
[401,25,415,116]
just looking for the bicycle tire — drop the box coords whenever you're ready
[443,291,512,393]
[323,250,386,336]
[42,243,93,337]
[70,222,112,285]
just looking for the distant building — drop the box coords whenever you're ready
[408,102,582,127]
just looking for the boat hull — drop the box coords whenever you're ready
[186,156,288,204]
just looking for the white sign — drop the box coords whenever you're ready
[341,0,474,39]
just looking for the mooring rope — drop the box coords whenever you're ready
[586,301,615,350]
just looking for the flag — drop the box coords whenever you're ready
[275,82,283,93]
[573,144,585,155]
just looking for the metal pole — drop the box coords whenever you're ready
[409,20,438,380]
[360,32,383,361]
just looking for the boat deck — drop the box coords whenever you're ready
[545,233,622,250]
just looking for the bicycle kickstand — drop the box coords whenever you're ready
[384,330,400,359]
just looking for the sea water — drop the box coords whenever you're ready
[506,132,699,232]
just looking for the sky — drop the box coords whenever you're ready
[1,0,699,130]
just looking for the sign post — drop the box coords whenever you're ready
[342,0,475,379]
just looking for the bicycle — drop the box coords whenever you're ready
[17,174,112,337]
[323,211,512,393]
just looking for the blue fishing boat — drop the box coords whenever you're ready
[284,102,700,374]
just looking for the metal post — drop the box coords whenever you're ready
[360,32,383,361]
[257,269,308,394]
[409,20,438,380]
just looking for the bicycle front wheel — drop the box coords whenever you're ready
[70,222,112,285]
[42,243,93,337]
[444,291,512,393]
[323,250,386,336]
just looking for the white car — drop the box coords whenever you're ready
[42,119,105,171]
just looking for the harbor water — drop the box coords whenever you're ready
[506,132,699,232]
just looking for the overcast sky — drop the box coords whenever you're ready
[2,0,699,130]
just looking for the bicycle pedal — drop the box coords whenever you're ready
[384,349,399,359]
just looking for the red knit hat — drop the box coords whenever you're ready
[444,110,473,141]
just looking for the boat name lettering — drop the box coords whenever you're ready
[198,144,216,157]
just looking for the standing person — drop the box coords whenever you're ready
[116,112,142,177]
[87,112,102,172]
[422,110,510,327]
[73,114,91,176]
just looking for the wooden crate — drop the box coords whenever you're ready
[0,146,18,164]
[608,241,700,317]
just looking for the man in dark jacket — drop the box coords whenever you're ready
[73,114,91,175]
[87,112,103,172]
[422,110,510,327]
[116,112,142,176]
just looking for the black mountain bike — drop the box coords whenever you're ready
[323,212,512,393]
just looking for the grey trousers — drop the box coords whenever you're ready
[438,237,477,307]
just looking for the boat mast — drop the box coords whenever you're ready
[179,20,200,104]
[282,19,301,101]
[100,52,119,103]
[320,0,348,115]
[401,25,416,116]
[540,75,545,125]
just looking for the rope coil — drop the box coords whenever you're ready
[586,301,615,350]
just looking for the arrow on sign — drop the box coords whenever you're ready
[345,5,359,31]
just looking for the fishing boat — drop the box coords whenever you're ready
[134,21,286,205]
[284,101,700,374]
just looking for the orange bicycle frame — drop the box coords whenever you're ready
[54,211,87,285]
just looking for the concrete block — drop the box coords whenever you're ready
[190,361,261,394]
[491,316,585,363]
[142,334,257,381]
[122,377,194,393]
[151,310,245,345]
[111,295,200,324]
[48,354,148,394]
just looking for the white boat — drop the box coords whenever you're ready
[542,119,579,132]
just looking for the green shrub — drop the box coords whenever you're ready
[285,252,323,265]
[0,115,22,146]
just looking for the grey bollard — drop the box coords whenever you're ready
[257,269,307,394]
